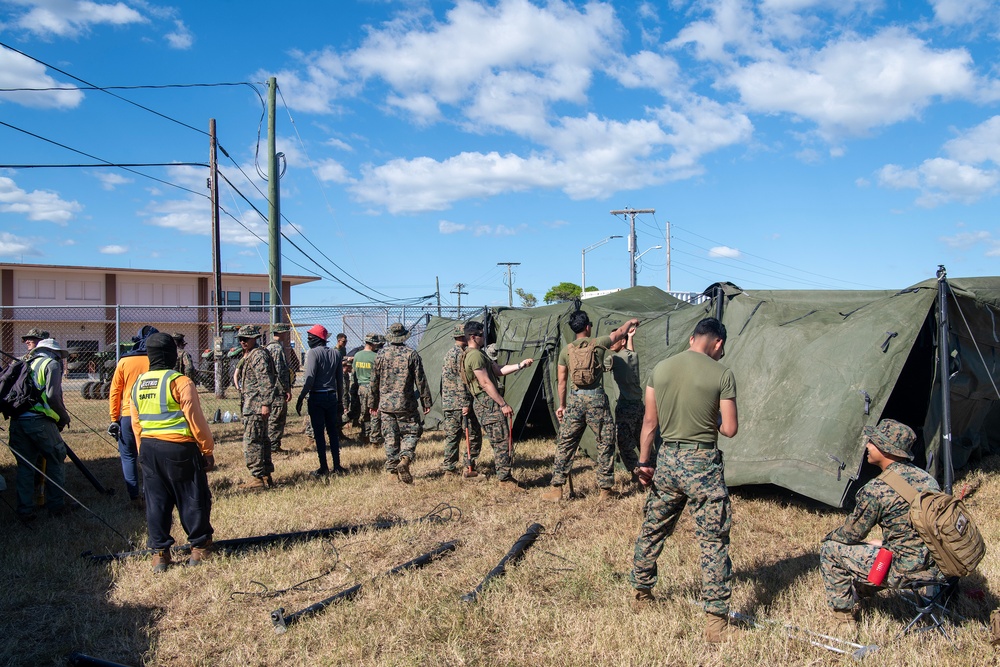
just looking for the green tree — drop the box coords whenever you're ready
[544,282,583,304]
[515,288,537,308]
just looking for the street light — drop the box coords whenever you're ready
[633,245,662,285]
[582,235,622,293]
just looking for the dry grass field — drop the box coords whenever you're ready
[2,394,1000,666]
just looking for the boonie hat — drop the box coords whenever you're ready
[864,418,916,460]
[271,324,290,334]
[452,324,466,339]
[364,332,380,345]
[308,324,329,341]
[22,328,50,341]
[386,323,409,344]
[237,325,262,339]
[485,343,499,361]
[34,338,67,358]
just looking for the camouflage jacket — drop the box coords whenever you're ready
[235,346,279,415]
[370,343,432,414]
[175,350,196,383]
[440,344,472,411]
[824,461,940,575]
[265,341,291,394]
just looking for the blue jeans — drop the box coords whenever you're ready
[308,392,341,471]
[118,415,141,499]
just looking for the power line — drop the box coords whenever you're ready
[0,162,207,169]
[0,82,258,93]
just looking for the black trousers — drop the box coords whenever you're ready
[308,392,341,471]
[139,438,213,550]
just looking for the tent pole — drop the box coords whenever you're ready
[715,285,724,321]
[936,265,954,494]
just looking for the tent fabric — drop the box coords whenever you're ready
[415,280,1000,507]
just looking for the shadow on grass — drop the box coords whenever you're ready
[736,552,821,615]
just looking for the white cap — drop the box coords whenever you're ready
[34,338,68,358]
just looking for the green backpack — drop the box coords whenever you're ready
[567,338,605,388]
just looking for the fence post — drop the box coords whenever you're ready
[115,304,121,363]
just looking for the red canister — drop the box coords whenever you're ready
[867,547,893,585]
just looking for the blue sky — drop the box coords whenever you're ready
[1,0,1000,308]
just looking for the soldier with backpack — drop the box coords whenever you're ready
[542,310,638,501]
[819,419,952,633]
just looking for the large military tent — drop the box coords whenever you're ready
[416,277,1000,507]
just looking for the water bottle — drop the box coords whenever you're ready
[867,547,893,585]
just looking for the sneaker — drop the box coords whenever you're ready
[152,550,171,574]
[188,541,213,566]
[397,456,413,484]
[541,485,564,502]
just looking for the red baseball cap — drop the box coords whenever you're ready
[307,324,329,341]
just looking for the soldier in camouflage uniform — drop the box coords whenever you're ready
[369,323,432,484]
[440,324,481,475]
[820,419,947,631]
[172,333,197,383]
[21,328,49,361]
[630,317,739,643]
[234,325,279,490]
[353,333,382,445]
[265,325,293,453]
[543,311,639,501]
[609,326,642,477]
[462,321,533,488]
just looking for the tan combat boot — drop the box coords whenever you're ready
[188,540,213,566]
[597,488,617,501]
[239,476,267,492]
[704,612,740,643]
[397,456,414,484]
[829,608,857,638]
[541,485,564,501]
[498,478,526,492]
[151,550,171,574]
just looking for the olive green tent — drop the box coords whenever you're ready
[416,278,1000,507]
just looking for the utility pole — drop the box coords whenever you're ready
[267,76,282,326]
[209,118,224,398]
[665,220,671,293]
[451,283,468,319]
[436,276,441,317]
[610,207,655,287]
[497,262,520,307]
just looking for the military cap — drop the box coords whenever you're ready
[271,324,291,334]
[386,322,410,344]
[463,320,484,337]
[452,324,466,339]
[485,343,499,361]
[365,332,380,345]
[237,324,262,339]
[864,418,916,460]
[172,332,186,345]
[22,328,50,341]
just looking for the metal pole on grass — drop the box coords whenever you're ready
[937,265,954,494]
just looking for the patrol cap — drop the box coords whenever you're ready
[386,323,409,344]
[864,418,916,460]
[237,324,262,339]
[308,324,329,341]
[271,324,291,334]
[22,328,50,341]
[34,338,67,358]
[463,321,484,337]
[452,324,466,339]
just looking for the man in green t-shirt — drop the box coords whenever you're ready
[609,325,642,478]
[462,320,533,490]
[542,310,638,501]
[629,317,739,643]
[353,334,381,445]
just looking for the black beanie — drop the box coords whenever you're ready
[146,332,178,371]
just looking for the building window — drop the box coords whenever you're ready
[226,291,241,312]
[249,291,270,312]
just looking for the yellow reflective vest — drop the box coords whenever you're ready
[28,356,60,421]
[131,369,193,439]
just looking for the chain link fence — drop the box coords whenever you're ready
[2,304,481,423]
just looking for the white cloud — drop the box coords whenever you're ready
[140,196,266,247]
[654,95,753,170]
[877,158,1000,207]
[709,245,741,258]
[727,29,977,138]
[942,116,1000,165]
[438,220,466,234]
[0,231,40,257]
[0,176,82,224]
[92,172,133,190]
[165,19,193,49]
[0,49,84,109]
[99,244,128,254]
[10,0,147,37]
[940,230,993,249]
[324,137,354,152]
[315,159,350,183]
[257,49,355,115]
[929,0,994,26]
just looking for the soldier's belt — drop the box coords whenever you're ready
[570,387,605,396]
[664,441,716,450]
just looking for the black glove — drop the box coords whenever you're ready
[295,396,304,416]
[202,454,216,472]
[107,421,121,440]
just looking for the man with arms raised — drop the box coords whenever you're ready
[630,317,739,643]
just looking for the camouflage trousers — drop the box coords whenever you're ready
[614,398,643,472]
[267,395,288,451]
[550,392,615,489]
[243,414,273,478]
[630,448,732,616]
[380,410,422,471]
[358,385,382,445]
[471,394,515,481]
[441,408,482,472]
[819,541,945,611]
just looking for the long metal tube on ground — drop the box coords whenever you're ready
[67,652,133,667]
[271,541,458,633]
[460,523,543,603]
[65,443,114,496]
